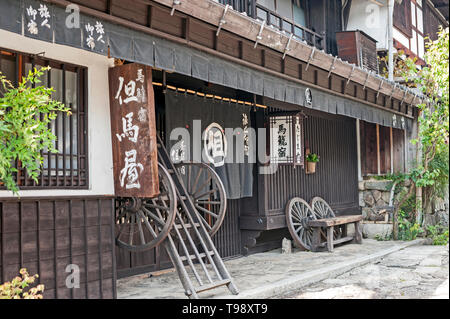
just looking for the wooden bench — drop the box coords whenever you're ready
[307,215,363,252]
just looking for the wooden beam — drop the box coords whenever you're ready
[183,17,190,40]
[107,0,113,14]
[43,0,415,119]
[147,5,153,28]
[146,0,423,104]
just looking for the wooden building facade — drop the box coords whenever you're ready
[0,0,424,298]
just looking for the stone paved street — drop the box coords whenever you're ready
[278,244,449,299]
[117,239,432,299]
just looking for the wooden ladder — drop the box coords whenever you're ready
[157,136,239,299]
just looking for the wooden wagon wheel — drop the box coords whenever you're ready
[286,198,317,250]
[175,162,227,237]
[115,163,177,252]
[311,197,342,239]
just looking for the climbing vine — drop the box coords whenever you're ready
[0,67,70,194]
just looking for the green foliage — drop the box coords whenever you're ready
[426,225,449,246]
[0,268,44,299]
[427,148,449,201]
[397,209,424,241]
[0,67,70,194]
[375,233,392,241]
[306,153,319,163]
[403,27,449,193]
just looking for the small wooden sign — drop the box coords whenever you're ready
[108,63,159,198]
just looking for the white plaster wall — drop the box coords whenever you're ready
[0,29,115,197]
[346,0,389,50]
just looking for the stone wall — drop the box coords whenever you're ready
[359,179,411,222]
[424,192,449,228]
[359,179,410,239]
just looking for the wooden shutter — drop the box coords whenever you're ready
[394,0,412,38]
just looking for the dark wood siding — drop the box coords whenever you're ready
[0,197,116,299]
[265,114,359,217]
[423,1,448,41]
[213,199,242,259]
[394,0,412,38]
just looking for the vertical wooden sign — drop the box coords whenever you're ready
[108,63,159,198]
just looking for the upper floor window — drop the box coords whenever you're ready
[0,49,89,189]
[411,0,425,58]
[394,0,412,38]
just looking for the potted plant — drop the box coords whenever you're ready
[306,153,319,173]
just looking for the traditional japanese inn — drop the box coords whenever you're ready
[0,0,447,299]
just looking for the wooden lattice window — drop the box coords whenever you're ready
[394,0,413,38]
[0,48,89,189]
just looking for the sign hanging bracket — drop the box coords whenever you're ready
[170,0,181,16]
[328,56,338,78]
[254,20,266,49]
[376,79,384,99]
[346,64,356,86]
[305,47,316,72]
[400,90,407,105]
[282,34,294,59]
[363,71,371,90]
[216,4,230,36]
[389,83,397,100]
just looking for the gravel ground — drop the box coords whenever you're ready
[278,244,449,299]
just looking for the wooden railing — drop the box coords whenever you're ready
[218,0,326,51]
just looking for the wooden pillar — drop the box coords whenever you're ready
[356,119,362,181]
[376,124,381,175]
[390,127,394,174]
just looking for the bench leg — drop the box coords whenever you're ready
[354,221,362,244]
[341,224,348,238]
[327,226,334,252]
[311,228,321,252]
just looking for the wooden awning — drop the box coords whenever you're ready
[0,0,413,130]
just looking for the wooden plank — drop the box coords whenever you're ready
[308,215,363,227]
[108,63,159,198]
[332,236,354,245]
[196,279,231,294]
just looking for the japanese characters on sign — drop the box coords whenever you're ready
[270,114,304,165]
[270,117,292,163]
[26,3,51,35]
[109,64,159,198]
[204,123,227,168]
[85,21,105,50]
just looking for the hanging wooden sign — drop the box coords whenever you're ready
[108,63,159,198]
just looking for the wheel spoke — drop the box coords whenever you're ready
[128,214,135,246]
[194,189,216,200]
[192,175,213,198]
[141,206,166,227]
[144,203,170,211]
[190,167,203,195]
[137,214,146,245]
[138,210,158,239]
[196,200,221,205]
[199,216,213,231]
[195,205,219,219]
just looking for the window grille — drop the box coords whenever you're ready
[0,48,89,189]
